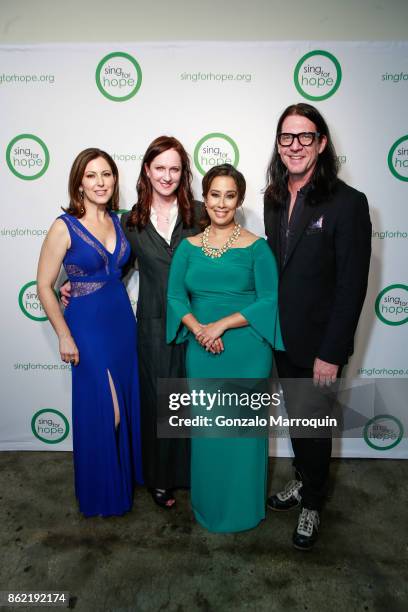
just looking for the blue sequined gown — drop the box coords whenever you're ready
[60,212,143,517]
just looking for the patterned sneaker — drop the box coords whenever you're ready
[267,479,302,511]
[292,508,320,550]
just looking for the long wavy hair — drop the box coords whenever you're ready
[63,148,119,218]
[264,103,339,208]
[127,136,195,229]
[200,164,246,229]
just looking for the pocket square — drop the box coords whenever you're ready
[308,215,324,230]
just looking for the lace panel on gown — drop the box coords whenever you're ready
[64,218,109,297]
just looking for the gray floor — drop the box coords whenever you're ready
[0,452,407,612]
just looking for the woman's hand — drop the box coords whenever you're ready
[195,321,226,353]
[182,315,224,354]
[59,334,79,366]
[59,281,72,307]
[210,338,224,354]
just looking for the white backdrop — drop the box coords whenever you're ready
[1,41,407,457]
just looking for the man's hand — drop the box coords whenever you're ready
[313,358,339,387]
[59,281,72,307]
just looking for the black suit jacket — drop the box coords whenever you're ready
[264,179,371,368]
[120,201,201,321]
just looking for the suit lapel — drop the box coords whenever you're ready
[265,206,281,265]
[170,212,183,250]
[282,205,315,271]
[146,219,174,258]
[268,209,280,252]
[272,209,283,273]
[145,211,195,257]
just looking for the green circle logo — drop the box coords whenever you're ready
[18,281,48,322]
[387,135,408,182]
[6,134,49,180]
[194,133,239,176]
[96,52,142,101]
[31,409,70,444]
[375,284,408,326]
[363,415,403,451]
[294,50,342,101]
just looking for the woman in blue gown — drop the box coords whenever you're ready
[167,164,284,532]
[37,148,142,517]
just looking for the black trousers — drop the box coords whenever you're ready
[274,351,342,511]
[138,318,190,489]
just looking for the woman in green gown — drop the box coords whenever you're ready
[167,164,284,532]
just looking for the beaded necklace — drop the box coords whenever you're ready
[201,223,241,259]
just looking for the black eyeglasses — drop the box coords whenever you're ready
[277,132,320,146]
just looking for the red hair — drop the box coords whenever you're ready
[127,136,195,229]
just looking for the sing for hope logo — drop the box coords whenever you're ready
[31,409,70,444]
[6,134,49,180]
[194,133,239,176]
[375,284,408,326]
[294,50,342,101]
[18,281,48,322]
[363,415,403,451]
[388,135,408,182]
[95,52,142,101]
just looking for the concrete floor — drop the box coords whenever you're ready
[0,452,407,612]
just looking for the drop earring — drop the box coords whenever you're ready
[79,189,85,214]
[237,201,246,226]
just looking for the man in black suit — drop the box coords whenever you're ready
[264,103,371,550]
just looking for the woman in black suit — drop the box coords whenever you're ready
[121,136,201,508]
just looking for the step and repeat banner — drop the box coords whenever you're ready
[1,41,407,457]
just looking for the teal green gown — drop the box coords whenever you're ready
[167,237,284,533]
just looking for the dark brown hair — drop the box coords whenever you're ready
[200,164,246,229]
[127,136,195,230]
[62,148,119,218]
[264,103,339,208]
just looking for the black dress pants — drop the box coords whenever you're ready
[274,351,342,511]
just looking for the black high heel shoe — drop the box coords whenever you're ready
[149,488,176,509]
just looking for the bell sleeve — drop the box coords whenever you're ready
[166,239,192,344]
[240,239,285,350]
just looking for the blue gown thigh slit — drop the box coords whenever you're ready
[60,212,142,517]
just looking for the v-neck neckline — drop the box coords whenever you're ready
[70,212,119,256]
[148,212,181,248]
